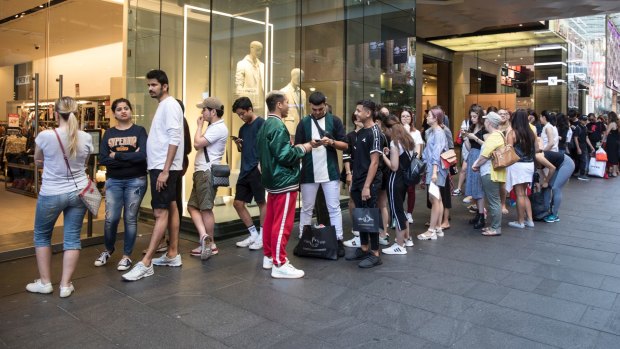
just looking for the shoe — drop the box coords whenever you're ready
[405,237,414,247]
[508,221,525,229]
[271,262,304,279]
[379,235,390,246]
[343,236,361,248]
[417,230,437,240]
[382,243,407,255]
[435,228,444,237]
[463,196,472,204]
[263,256,273,270]
[346,248,369,260]
[468,213,481,225]
[452,188,462,196]
[236,235,254,248]
[473,216,486,230]
[59,283,75,298]
[337,240,345,258]
[152,253,182,267]
[248,239,263,250]
[94,251,110,267]
[26,279,53,294]
[524,220,535,228]
[122,262,154,281]
[352,230,360,237]
[577,175,590,181]
[358,254,383,268]
[200,235,213,260]
[211,246,219,255]
[406,213,414,223]
[117,257,132,271]
[468,204,478,213]
[544,214,560,223]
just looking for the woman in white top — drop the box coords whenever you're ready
[400,109,423,224]
[26,96,94,298]
[540,113,559,152]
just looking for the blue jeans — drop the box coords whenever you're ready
[34,191,87,250]
[104,176,147,256]
[543,155,575,216]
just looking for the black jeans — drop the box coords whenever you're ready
[577,144,589,175]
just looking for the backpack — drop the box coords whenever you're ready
[403,151,426,186]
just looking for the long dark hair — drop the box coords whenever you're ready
[511,109,536,156]
[468,104,484,133]
[385,115,415,151]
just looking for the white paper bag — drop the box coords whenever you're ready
[588,158,606,178]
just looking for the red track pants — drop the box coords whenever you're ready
[262,191,297,267]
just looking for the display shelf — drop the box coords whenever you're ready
[6,186,37,198]
[6,163,36,171]
[4,161,39,198]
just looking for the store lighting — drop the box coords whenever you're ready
[533,62,567,67]
[533,45,567,52]
[533,79,566,84]
[309,87,316,92]
[370,93,375,98]
[478,66,481,69]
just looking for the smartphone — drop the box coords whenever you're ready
[314,139,323,143]
[231,136,240,141]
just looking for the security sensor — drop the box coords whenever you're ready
[34,44,40,50]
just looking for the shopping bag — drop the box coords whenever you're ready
[530,190,548,221]
[588,158,606,178]
[595,147,608,162]
[293,225,338,260]
[440,149,457,169]
[352,207,383,233]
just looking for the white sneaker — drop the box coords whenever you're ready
[379,235,390,246]
[435,229,444,237]
[382,243,407,255]
[26,279,53,294]
[248,239,263,250]
[352,230,360,237]
[343,236,361,248]
[463,196,472,204]
[417,230,437,240]
[122,262,154,281]
[200,235,213,261]
[236,235,254,248]
[406,213,414,224]
[524,220,535,228]
[94,251,110,267]
[508,221,525,229]
[152,253,182,267]
[117,257,132,271]
[271,262,305,279]
[262,256,273,270]
[405,237,414,247]
[59,283,75,298]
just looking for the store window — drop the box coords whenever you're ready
[126,0,416,225]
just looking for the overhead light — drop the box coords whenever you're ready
[309,87,316,92]
[369,93,375,98]
[533,62,567,66]
[534,79,566,84]
[497,54,501,57]
[533,45,567,52]
[519,24,523,27]
[494,59,498,61]
[478,66,481,69]
[423,69,426,72]
[520,57,523,60]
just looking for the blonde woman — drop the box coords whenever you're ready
[27,96,94,298]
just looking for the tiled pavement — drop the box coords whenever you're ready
[1,177,620,348]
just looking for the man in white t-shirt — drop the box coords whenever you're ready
[187,97,229,260]
[123,69,184,281]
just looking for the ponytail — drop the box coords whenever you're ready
[55,96,80,158]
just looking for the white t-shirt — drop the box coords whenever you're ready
[309,117,330,183]
[35,129,94,196]
[194,119,229,171]
[542,123,559,152]
[146,96,184,170]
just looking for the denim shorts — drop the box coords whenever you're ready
[34,190,87,250]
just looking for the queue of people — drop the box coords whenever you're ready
[26,68,615,296]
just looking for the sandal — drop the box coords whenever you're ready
[417,229,437,240]
[482,230,501,236]
[440,225,450,230]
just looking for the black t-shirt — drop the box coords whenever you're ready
[575,123,588,145]
[470,128,488,150]
[543,151,564,168]
[352,124,382,190]
[99,124,148,179]
[238,116,265,178]
[587,121,605,144]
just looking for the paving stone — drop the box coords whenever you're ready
[463,282,512,304]
[499,272,544,292]
[498,289,587,323]
[221,320,297,349]
[452,326,557,349]
[579,306,620,335]
[415,315,474,346]
[534,279,617,309]
[593,332,620,349]
[600,276,620,293]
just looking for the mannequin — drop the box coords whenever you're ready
[235,41,265,114]
[280,68,306,136]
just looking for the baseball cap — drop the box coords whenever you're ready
[579,115,588,121]
[483,111,502,125]
[196,97,223,111]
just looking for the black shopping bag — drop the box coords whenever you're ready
[352,207,383,233]
[293,225,338,260]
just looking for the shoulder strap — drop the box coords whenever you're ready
[53,129,79,189]
[203,123,228,165]
[311,116,326,138]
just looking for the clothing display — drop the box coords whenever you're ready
[281,82,306,136]
[235,48,265,114]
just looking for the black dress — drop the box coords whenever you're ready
[606,128,619,165]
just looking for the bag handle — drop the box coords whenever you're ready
[53,129,79,190]
[311,116,333,139]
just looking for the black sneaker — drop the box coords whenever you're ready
[345,248,369,261]
[358,254,383,268]
[337,240,345,258]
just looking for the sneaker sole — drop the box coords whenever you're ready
[201,236,213,260]
[122,269,154,281]
[152,260,182,267]
[271,272,305,279]
[26,287,53,294]
[359,259,383,268]
[248,245,263,250]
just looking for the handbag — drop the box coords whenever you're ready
[352,205,383,233]
[403,151,426,186]
[440,149,457,169]
[491,132,519,169]
[53,129,102,216]
[204,144,230,188]
[293,225,338,260]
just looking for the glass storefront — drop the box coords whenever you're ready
[126,0,417,223]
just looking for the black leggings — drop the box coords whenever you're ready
[387,172,407,231]
[351,187,379,251]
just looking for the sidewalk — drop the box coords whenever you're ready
[1,177,620,348]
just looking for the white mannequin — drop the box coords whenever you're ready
[280,68,306,136]
[235,41,265,114]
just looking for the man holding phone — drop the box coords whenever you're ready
[231,97,266,249]
[294,91,348,257]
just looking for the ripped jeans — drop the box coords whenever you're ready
[104,176,147,256]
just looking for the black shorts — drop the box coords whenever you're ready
[426,181,452,209]
[234,167,266,204]
[149,169,181,209]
